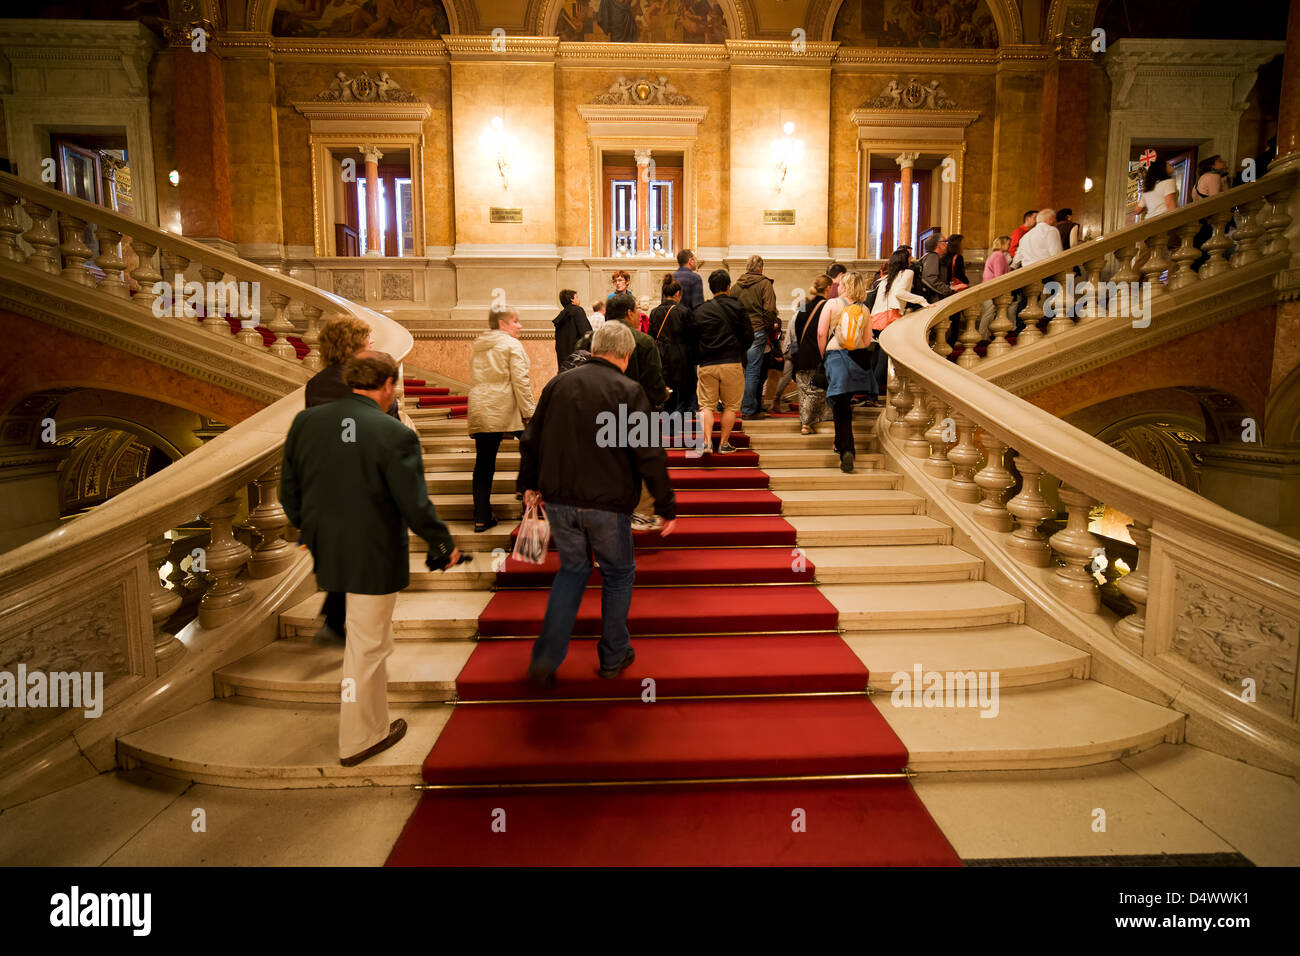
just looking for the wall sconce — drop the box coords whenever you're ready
[770,121,803,193]
[168,169,180,187]
[1084,176,1094,193]
[480,116,516,190]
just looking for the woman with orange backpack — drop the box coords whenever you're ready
[817,271,876,473]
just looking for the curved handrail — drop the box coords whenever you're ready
[880,167,1300,568]
[0,175,413,583]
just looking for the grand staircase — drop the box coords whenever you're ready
[116,400,1183,807]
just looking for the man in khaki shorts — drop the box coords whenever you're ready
[688,269,751,457]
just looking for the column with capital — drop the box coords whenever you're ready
[896,152,919,253]
[362,145,384,256]
[635,149,652,254]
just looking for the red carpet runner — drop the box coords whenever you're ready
[388,421,959,866]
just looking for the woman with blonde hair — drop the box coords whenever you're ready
[978,235,1012,338]
[467,305,536,533]
[817,271,876,473]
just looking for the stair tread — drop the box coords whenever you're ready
[118,698,449,783]
[882,679,1183,769]
[842,625,1088,682]
[799,544,980,569]
[217,638,474,694]
[819,580,1022,616]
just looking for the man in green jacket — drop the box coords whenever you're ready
[282,351,460,767]
[730,254,779,420]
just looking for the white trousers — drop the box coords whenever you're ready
[339,591,398,759]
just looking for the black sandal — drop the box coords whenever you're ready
[474,519,499,533]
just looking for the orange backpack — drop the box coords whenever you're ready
[836,300,871,351]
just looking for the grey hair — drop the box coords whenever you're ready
[591,320,635,359]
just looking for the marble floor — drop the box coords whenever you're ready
[0,743,1296,866]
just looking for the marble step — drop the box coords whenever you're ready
[214,637,474,703]
[765,467,899,490]
[740,411,881,434]
[881,678,1185,772]
[842,624,1089,689]
[819,581,1023,630]
[117,697,450,788]
[788,514,952,546]
[747,433,879,450]
[421,448,872,471]
[279,589,492,641]
[776,489,924,516]
[802,545,981,583]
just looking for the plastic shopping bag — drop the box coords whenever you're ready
[511,500,550,565]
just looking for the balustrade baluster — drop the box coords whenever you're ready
[986,293,1014,357]
[20,200,59,274]
[1111,241,1143,284]
[1261,184,1294,257]
[1229,199,1266,268]
[1167,223,1201,291]
[0,191,26,262]
[973,431,1016,532]
[1049,484,1103,612]
[1078,257,1106,322]
[148,536,185,670]
[1139,231,1172,299]
[1113,521,1152,652]
[903,379,932,457]
[923,398,953,479]
[266,291,297,360]
[197,497,253,628]
[247,464,295,577]
[1017,282,1045,346]
[1046,270,1073,334]
[945,413,981,503]
[130,239,162,313]
[196,264,231,335]
[94,227,129,298]
[301,305,325,371]
[57,213,95,286]
[956,303,982,368]
[1199,211,1232,278]
[884,363,901,423]
[159,251,195,321]
[931,320,952,359]
[889,367,913,438]
[1006,455,1054,566]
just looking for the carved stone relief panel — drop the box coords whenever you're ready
[333,270,366,301]
[380,271,415,301]
[0,584,132,748]
[1168,569,1298,717]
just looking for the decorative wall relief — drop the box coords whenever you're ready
[0,586,131,747]
[332,271,366,301]
[861,77,959,110]
[592,76,695,106]
[1169,569,1298,717]
[314,70,417,103]
[380,271,414,301]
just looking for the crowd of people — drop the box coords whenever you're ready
[282,151,1257,764]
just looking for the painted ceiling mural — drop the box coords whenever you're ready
[553,0,731,43]
[832,0,999,48]
[272,0,451,38]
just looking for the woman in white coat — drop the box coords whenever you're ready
[467,306,536,532]
[868,248,929,398]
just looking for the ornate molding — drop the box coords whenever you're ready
[860,76,959,110]
[591,75,693,106]
[292,100,432,125]
[442,34,560,60]
[724,39,839,66]
[576,103,709,132]
[556,40,729,63]
[215,34,449,62]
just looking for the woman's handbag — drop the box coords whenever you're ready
[512,500,551,565]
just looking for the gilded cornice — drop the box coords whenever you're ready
[555,41,729,64]
[442,34,560,61]
[576,103,709,126]
[724,39,839,66]
[293,100,433,123]
[218,34,451,63]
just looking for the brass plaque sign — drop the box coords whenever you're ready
[490,207,523,223]
[763,209,796,225]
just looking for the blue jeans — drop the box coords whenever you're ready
[742,329,767,416]
[530,503,637,674]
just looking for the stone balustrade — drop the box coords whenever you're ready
[878,166,1300,759]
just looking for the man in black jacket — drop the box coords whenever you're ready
[691,269,749,456]
[283,351,460,767]
[552,289,592,374]
[518,322,676,687]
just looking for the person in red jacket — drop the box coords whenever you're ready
[1008,209,1037,259]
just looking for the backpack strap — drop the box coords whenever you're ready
[655,304,676,340]
[800,299,828,348]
